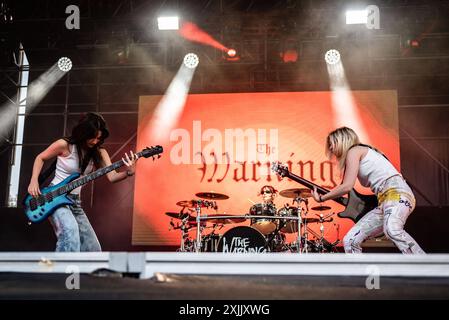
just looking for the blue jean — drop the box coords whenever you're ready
[48,194,101,252]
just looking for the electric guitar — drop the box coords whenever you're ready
[271,162,378,222]
[24,145,163,223]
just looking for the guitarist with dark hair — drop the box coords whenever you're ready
[27,112,138,252]
[310,127,424,254]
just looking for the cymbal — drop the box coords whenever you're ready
[311,205,332,211]
[165,212,195,221]
[176,200,195,208]
[279,188,312,199]
[176,200,217,208]
[195,192,229,200]
[202,214,246,224]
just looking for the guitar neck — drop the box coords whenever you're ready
[284,171,347,206]
[54,152,142,196]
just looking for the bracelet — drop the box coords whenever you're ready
[126,170,135,177]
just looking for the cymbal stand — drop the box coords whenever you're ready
[316,212,335,252]
[194,201,202,253]
[194,200,217,253]
[180,215,190,252]
[318,214,325,253]
[293,196,308,253]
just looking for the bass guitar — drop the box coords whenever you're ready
[271,161,378,222]
[24,145,163,223]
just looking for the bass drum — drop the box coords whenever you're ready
[217,226,268,253]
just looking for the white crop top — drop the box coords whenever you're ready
[357,147,400,194]
[50,143,94,195]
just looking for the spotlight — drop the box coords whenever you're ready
[324,49,340,65]
[57,57,72,72]
[183,53,199,69]
[346,10,368,25]
[157,16,179,30]
[227,49,236,57]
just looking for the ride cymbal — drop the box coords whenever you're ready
[279,188,312,198]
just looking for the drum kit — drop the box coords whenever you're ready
[166,189,339,253]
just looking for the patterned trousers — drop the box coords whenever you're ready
[343,176,425,254]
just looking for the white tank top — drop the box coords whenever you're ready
[357,147,400,194]
[50,143,94,195]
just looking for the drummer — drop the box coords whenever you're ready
[249,186,279,234]
[258,185,278,207]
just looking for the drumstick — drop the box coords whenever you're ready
[247,198,256,205]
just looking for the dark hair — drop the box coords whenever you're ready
[258,185,278,196]
[65,112,109,172]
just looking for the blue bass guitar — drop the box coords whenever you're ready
[23,145,163,223]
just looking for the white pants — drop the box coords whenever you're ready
[343,176,425,254]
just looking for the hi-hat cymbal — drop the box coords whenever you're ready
[202,214,246,224]
[311,205,332,211]
[195,192,229,200]
[279,188,312,199]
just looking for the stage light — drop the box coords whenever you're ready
[408,39,420,48]
[157,16,179,30]
[183,53,199,69]
[57,57,72,72]
[324,49,341,65]
[227,49,236,57]
[345,10,368,24]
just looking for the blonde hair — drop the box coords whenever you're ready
[325,127,360,171]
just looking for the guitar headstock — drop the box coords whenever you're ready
[140,145,163,159]
[271,161,289,178]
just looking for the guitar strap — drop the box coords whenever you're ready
[343,143,390,178]
[350,143,390,161]
[38,159,57,187]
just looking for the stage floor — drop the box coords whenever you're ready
[1,272,449,299]
[1,252,449,299]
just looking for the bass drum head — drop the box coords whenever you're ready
[217,226,267,253]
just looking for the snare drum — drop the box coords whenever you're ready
[217,226,267,253]
[249,203,277,235]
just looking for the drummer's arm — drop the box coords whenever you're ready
[320,149,361,202]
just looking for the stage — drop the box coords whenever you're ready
[1,252,449,299]
[2,0,449,306]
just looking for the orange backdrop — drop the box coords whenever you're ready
[133,91,399,246]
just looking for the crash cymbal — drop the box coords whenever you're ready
[202,214,246,224]
[165,212,195,221]
[311,205,332,211]
[195,192,229,200]
[279,188,312,199]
